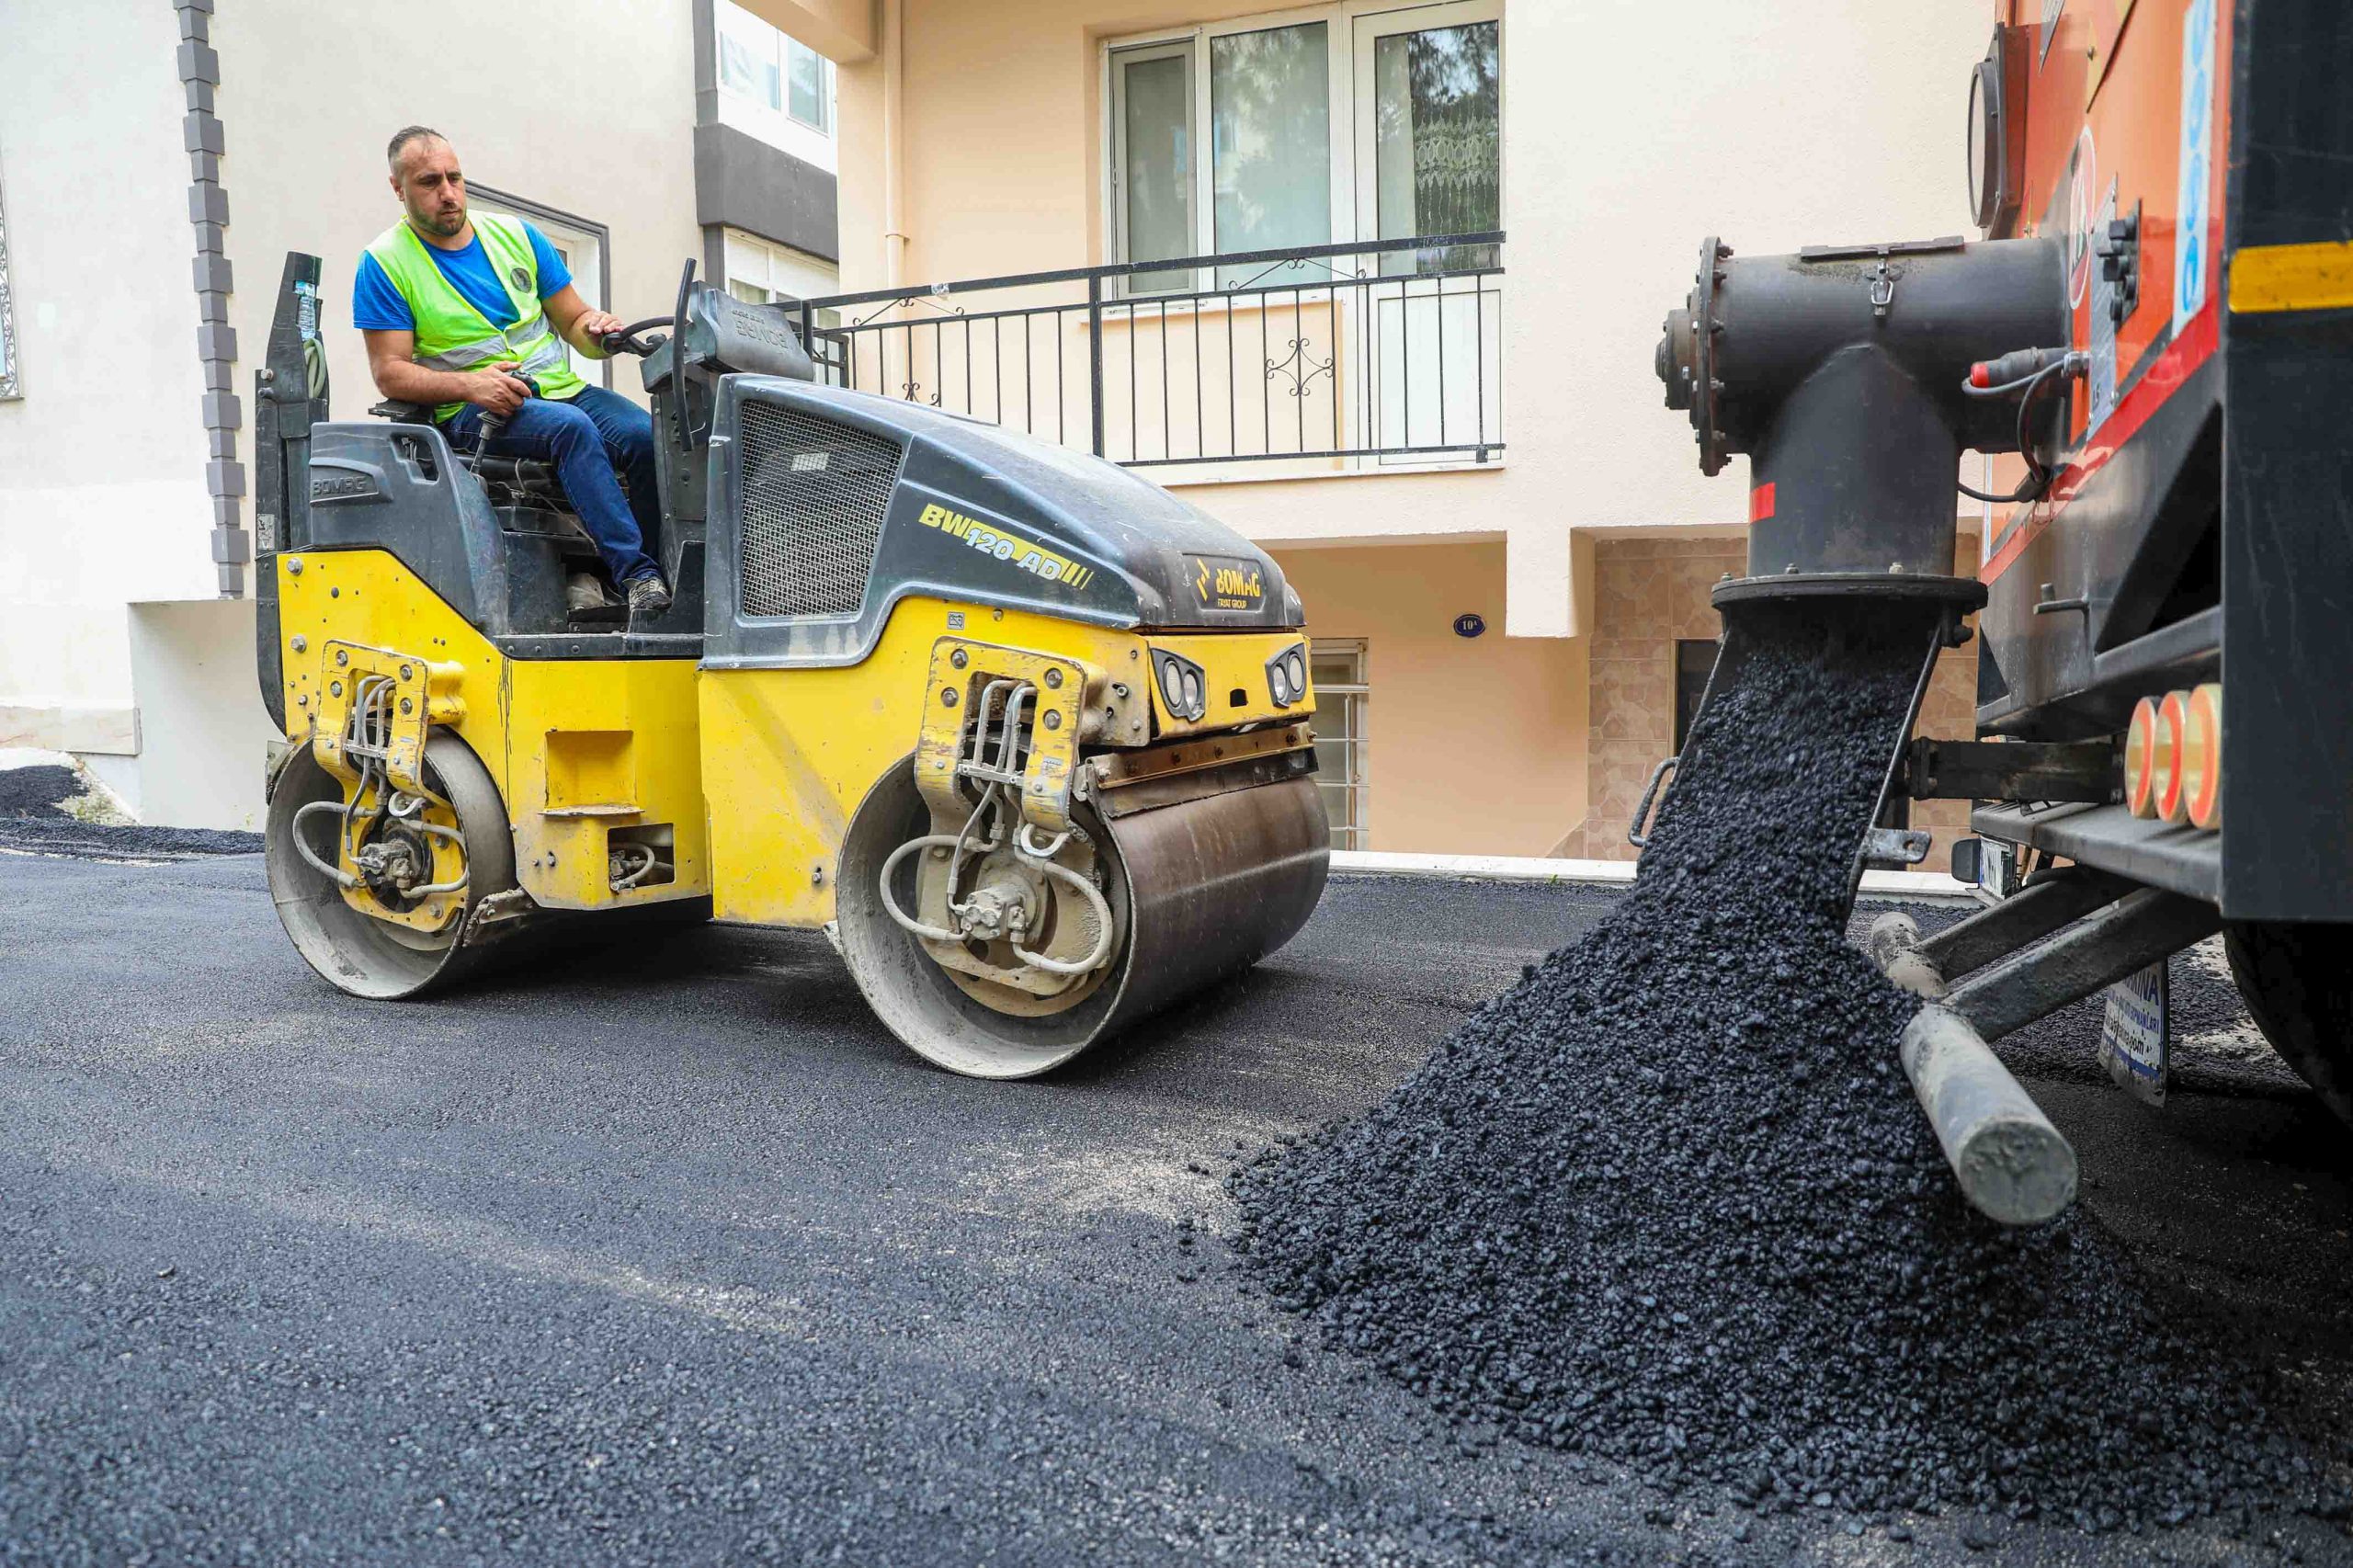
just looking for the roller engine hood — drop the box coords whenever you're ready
[705,379,1300,672]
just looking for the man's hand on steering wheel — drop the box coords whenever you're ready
[574,309,626,352]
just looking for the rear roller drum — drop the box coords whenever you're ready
[835,760,1329,1078]
[266,733,519,999]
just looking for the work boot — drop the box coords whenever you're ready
[565,572,616,613]
[626,574,673,617]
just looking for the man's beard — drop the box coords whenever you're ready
[410,199,465,238]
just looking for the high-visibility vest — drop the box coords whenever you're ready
[363,213,584,420]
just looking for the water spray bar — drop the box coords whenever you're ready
[1868,879,2223,1226]
[1869,912,2077,1226]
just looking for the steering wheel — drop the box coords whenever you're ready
[597,315,673,358]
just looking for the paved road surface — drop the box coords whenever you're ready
[4,849,2348,1566]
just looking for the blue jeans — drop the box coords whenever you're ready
[447,382,663,585]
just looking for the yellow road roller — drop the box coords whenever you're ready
[250,255,1328,1076]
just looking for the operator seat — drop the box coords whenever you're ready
[367,395,620,621]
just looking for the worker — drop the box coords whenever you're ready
[354,126,669,616]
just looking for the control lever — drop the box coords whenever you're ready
[467,370,540,472]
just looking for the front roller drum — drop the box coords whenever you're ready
[835,766,1330,1078]
[266,733,523,999]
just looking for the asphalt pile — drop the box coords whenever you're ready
[0,762,261,858]
[1234,600,2341,1536]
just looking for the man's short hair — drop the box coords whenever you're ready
[386,125,446,173]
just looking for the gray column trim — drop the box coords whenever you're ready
[692,0,722,128]
[178,0,244,597]
[0,140,21,402]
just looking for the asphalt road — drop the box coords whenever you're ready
[4,848,2349,1567]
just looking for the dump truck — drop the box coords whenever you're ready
[250,257,1328,1077]
[1643,0,2353,1220]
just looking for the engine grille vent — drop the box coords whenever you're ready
[736,402,905,618]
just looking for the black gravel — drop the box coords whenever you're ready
[0,764,83,816]
[1234,602,2350,1540]
[0,816,265,858]
[0,761,262,858]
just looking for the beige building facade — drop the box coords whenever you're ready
[742,0,1997,863]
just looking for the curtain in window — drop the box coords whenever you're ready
[1211,22,1330,290]
[1373,21,1499,276]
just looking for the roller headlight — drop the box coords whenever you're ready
[1265,642,1309,709]
[1151,649,1209,722]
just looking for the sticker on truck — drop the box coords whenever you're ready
[2174,0,2219,337]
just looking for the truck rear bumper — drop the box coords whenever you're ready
[1972,801,2219,905]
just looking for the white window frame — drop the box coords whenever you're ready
[715,0,839,169]
[469,185,610,392]
[1101,0,1500,285]
[722,228,841,329]
[1107,39,1195,293]
[1311,638,1370,849]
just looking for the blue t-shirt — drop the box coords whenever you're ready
[352,220,573,332]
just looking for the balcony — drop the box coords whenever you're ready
[790,231,1505,480]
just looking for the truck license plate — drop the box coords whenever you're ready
[2098,960,2169,1106]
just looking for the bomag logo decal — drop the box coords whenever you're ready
[1188,554,1265,612]
[918,503,1094,590]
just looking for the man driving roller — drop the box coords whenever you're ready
[355,126,670,616]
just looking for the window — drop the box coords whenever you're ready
[469,186,610,392]
[1106,3,1498,287]
[1110,44,1192,294]
[718,0,833,133]
[1362,11,1500,276]
[722,228,841,329]
[1312,640,1369,849]
[1673,638,1718,753]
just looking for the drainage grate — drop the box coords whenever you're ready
[736,401,904,618]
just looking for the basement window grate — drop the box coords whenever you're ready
[736,401,904,618]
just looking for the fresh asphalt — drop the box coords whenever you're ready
[4,848,2349,1566]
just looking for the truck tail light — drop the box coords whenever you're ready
[2125,697,2161,818]
[2182,683,2222,830]
[2154,690,2192,824]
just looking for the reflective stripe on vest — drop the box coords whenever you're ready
[363,213,585,420]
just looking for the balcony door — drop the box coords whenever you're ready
[1351,4,1501,461]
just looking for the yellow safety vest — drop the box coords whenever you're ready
[362,213,585,421]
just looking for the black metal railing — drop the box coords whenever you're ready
[792,232,1504,472]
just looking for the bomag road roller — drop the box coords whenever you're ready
[250,256,1328,1077]
[1637,0,2353,1222]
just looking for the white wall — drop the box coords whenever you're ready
[0,0,710,813]
[213,0,706,447]
[0,0,217,743]
[126,599,281,830]
[1509,0,1993,539]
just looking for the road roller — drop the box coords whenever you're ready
[249,255,1328,1077]
[1639,0,2353,1221]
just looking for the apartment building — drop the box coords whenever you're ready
[749,0,1992,859]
